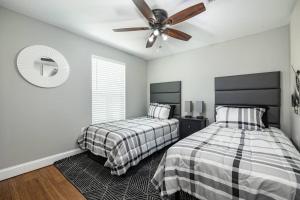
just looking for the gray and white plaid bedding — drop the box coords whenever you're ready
[77,117,179,175]
[152,123,300,200]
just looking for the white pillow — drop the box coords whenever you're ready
[216,106,266,131]
[147,103,171,120]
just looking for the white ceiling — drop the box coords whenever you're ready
[0,0,296,60]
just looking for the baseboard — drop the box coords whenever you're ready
[0,148,84,181]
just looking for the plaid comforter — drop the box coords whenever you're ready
[152,123,300,200]
[77,117,179,175]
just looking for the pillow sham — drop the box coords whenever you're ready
[220,105,269,128]
[216,106,266,131]
[148,103,171,120]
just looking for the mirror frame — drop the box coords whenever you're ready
[17,45,70,88]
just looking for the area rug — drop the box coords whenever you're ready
[54,147,197,200]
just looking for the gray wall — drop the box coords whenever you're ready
[0,7,147,170]
[290,0,300,148]
[147,26,291,136]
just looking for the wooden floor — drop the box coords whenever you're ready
[0,165,86,200]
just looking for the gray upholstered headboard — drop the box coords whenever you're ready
[150,81,181,118]
[215,71,281,128]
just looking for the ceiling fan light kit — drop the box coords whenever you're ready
[153,29,160,36]
[162,34,168,41]
[113,0,206,48]
[148,35,155,42]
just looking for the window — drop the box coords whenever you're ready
[92,55,125,124]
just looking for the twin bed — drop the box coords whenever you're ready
[78,81,182,175]
[78,72,300,200]
[77,117,179,175]
[152,125,299,200]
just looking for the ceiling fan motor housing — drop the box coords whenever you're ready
[151,9,168,28]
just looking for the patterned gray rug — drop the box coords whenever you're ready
[53,148,164,200]
[55,147,196,200]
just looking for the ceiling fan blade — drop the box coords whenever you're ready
[113,27,150,32]
[164,3,206,25]
[146,34,157,48]
[163,28,192,41]
[132,0,156,24]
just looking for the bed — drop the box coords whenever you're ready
[77,81,182,175]
[152,72,300,200]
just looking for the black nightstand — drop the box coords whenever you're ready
[179,117,208,139]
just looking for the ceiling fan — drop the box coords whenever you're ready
[113,0,206,48]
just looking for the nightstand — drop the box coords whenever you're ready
[179,117,208,139]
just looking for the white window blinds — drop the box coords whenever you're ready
[92,55,126,124]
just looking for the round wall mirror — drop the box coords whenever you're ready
[17,45,70,88]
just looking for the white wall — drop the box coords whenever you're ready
[147,26,291,136]
[290,0,300,148]
[0,7,147,170]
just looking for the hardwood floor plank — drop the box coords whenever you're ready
[7,180,21,200]
[26,178,53,200]
[8,179,31,200]
[0,165,86,200]
[0,179,12,200]
[40,166,85,200]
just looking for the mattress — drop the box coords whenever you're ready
[152,123,300,200]
[77,117,179,175]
